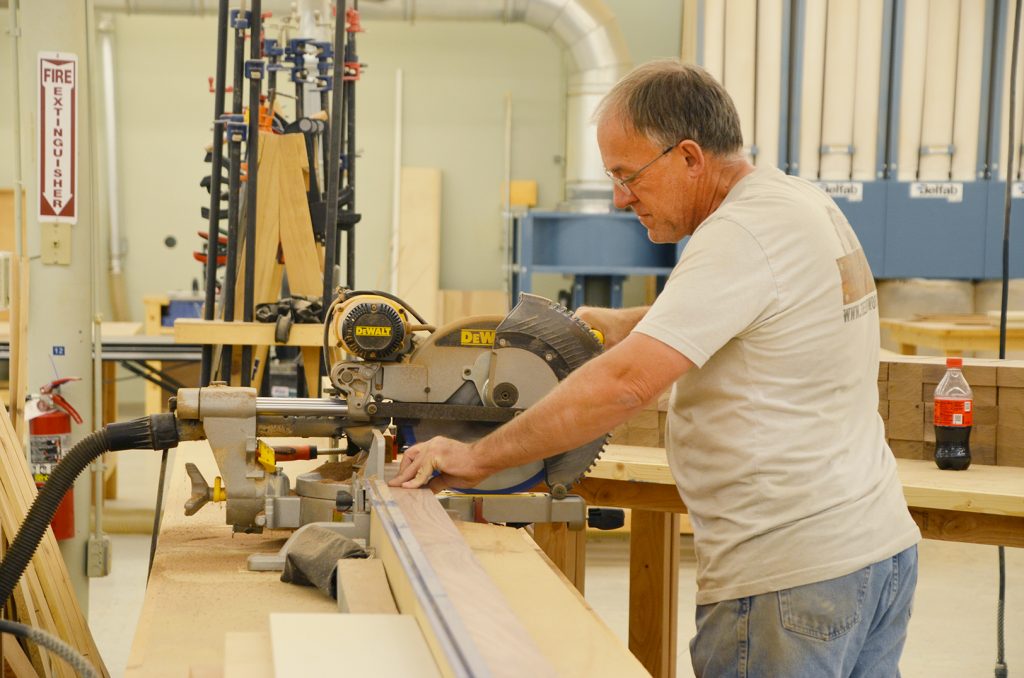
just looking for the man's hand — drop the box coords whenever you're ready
[574,305,650,349]
[388,436,490,493]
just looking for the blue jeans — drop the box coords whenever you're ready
[690,545,918,677]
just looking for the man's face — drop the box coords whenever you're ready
[597,114,697,243]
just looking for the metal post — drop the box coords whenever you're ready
[201,0,230,386]
[221,8,247,381]
[241,0,263,387]
[322,0,346,311]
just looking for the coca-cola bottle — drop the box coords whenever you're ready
[933,357,972,470]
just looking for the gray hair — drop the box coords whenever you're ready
[596,60,743,155]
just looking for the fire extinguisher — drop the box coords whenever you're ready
[27,377,83,541]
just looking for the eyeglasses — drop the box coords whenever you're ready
[604,141,679,195]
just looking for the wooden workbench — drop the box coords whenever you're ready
[126,442,644,677]
[572,444,1024,677]
[880,316,1024,355]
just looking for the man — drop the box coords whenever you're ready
[391,60,920,677]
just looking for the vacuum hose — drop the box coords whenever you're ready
[0,413,179,608]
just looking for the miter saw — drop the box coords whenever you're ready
[172,291,608,567]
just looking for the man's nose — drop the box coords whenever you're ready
[612,184,636,209]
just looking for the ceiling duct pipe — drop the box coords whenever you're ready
[95,0,631,210]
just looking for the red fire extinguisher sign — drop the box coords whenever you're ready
[27,377,83,541]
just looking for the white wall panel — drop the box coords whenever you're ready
[851,0,885,180]
[950,0,986,181]
[997,2,1024,180]
[916,0,960,181]
[797,0,828,178]
[755,0,785,167]
[723,0,758,162]
[896,0,930,181]
[702,0,727,80]
[819,0,861,180]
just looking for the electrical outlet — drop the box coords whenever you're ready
[87,534,112,577]
[41,223,71,265]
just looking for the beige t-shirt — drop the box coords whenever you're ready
[634,166,920,605]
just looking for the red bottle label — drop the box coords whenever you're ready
[934,398,973,427]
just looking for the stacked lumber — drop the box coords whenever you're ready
[0,402,108,677]
[611,389,669,447]
[880,355,1024,466]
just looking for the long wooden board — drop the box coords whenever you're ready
[368,481,555,677]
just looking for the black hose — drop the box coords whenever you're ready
[147,448,170,582]
[0,618,99,678]
[0,414,179,608]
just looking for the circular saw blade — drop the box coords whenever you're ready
[401,295,607,493]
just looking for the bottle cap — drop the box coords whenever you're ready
[946,357,963,368]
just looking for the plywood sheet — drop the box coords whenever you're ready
[396,167,442,325]
[269,614,440,678]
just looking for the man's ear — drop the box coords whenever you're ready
[678,139,705,174]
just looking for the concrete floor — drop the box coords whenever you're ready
[90,449,1024,677]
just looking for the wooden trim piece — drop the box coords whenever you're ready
[531,522,586,594]
[336,559,399,614]
[367,480,555,678]
[575,477,686,513]
[174,320,324,347]
[910,508,1024,548]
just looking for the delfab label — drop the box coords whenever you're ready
[934,398,973,427]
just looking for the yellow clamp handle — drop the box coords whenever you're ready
[212,476,227,503]
[590,328,605,346]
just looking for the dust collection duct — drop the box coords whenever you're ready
[94,0,632,209]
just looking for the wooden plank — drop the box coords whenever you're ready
[276,134,323,298]
[175,320,324,347]
[0,402,106,676]
[910,508,1024,548]
[396,168,443,325]
[438,290,508,326]
[3,633,39,678]
[950,0,987,180]
[269,613,440,678]
[530,522,586,594]
[628,510,679,678]
[459,522,648,677]
[722,0,756,164]
[336,559,398,614]
[368,481,555,677]
[916,0,959,181]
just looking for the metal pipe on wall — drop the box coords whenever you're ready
[97,16,130,321]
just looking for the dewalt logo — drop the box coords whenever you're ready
[460,329,495,346]
[356,326,392,337]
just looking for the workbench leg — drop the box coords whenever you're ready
[532,522,586,594]
[629,510,679,678]
[102,361,118,500]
